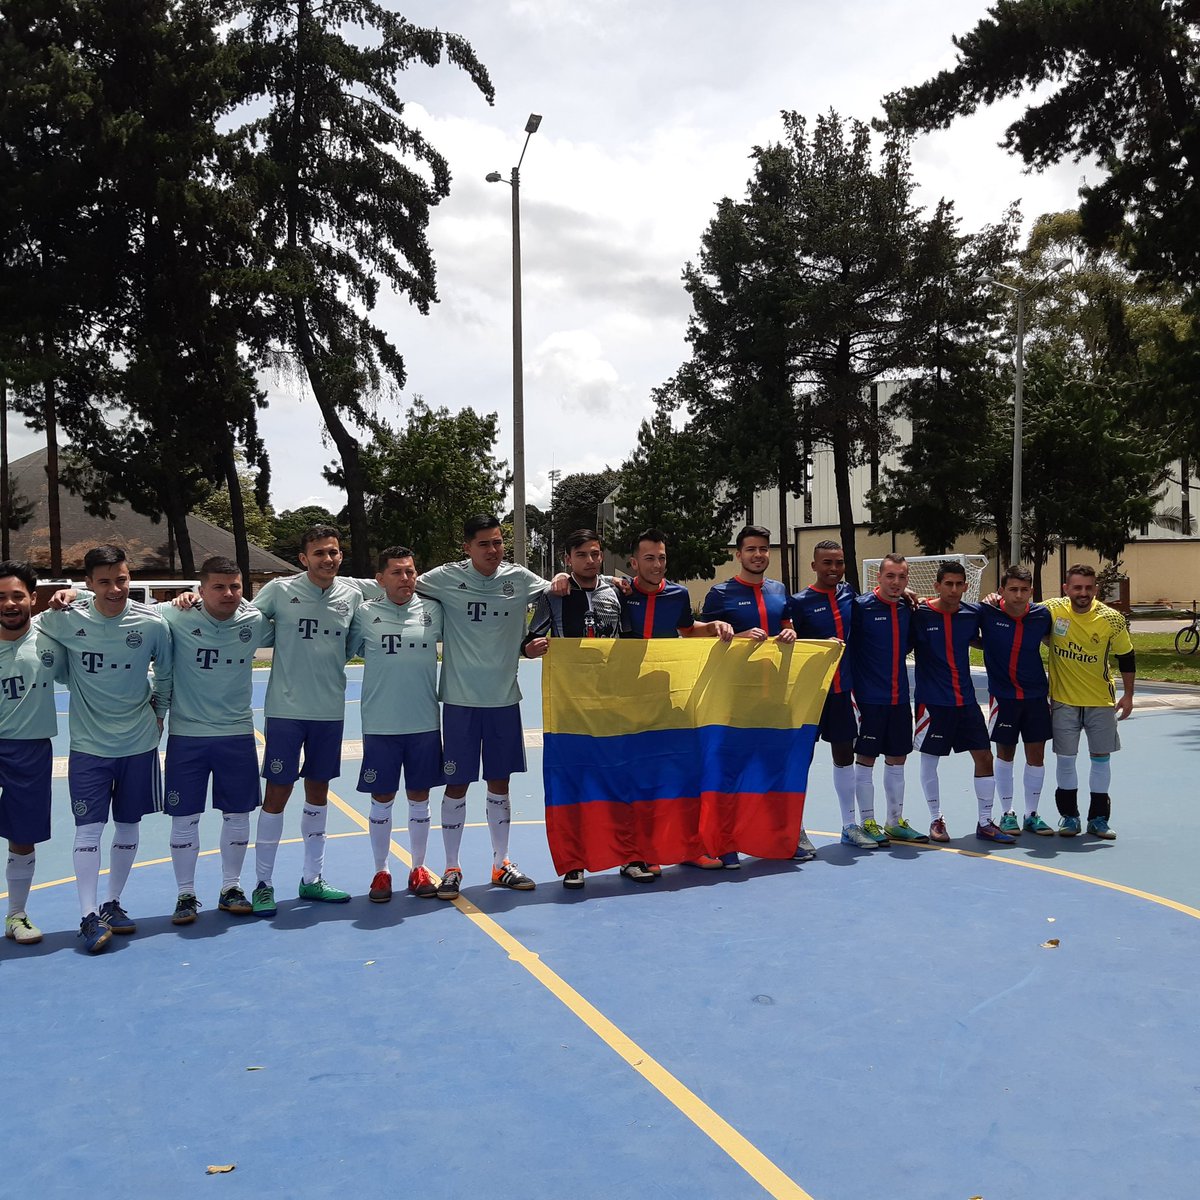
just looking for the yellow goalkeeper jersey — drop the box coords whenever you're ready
[1044,596,1133,707]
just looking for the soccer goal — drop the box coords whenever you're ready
[861,554,990,603]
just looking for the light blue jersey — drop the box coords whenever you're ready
[161,600,273,737]
[348,595,442,735]
[39,599,172,757]
[416,561,547,707]
[0,624,66,741]
[253,574,382,721]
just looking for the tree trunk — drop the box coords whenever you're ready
[831,422,859,592]
[1,374,8,560]
[43,375,61,576]
[223,434,253,597]
[170,504,196,577]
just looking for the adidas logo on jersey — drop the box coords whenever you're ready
[74,629,87,637]
[289,597,302,604]
[372,616,382,624]
[458,583,467,589]
[191,628,202,636]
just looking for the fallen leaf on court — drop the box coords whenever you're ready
[364,960,375,966]
[205,1165,236,1174]
[245,1066,263,1071]
[1047,917,1056,923]
[1041,939,1060,949]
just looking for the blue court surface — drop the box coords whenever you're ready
[3,664,1199,1199]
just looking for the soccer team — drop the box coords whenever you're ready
[0,518,1136,953]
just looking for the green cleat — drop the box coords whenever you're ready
[1058,816,1082,837]
[298,876,350,903]
[1023,812,1054,836]
[1086,817,1117,840]
[998,811,1021,835]
[251,881,277,916]
[860,818,890,846]
[884,818,930,844]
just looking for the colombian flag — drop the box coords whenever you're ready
[541,638,842,874]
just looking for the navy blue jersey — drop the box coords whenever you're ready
[701,576,791,635]
[911,599,982,708]
[789,582,855,693]
[620,580,696,639]
[978,602,1051,701]
[849,590,911,706]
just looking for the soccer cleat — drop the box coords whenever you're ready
[251,881,277,916]
[436,867,463,900]
[78,912,112,955]
[976,821,1015,845]
[719,852,741,870]
[861,819,890,846]
[1058,816,1082,837]
[298,876,351,903]
[5,912,43,945]
[840,823,878,849]
[1023,812,1054,836]
[928,817,950,843]
[796,829,818,859]
[1086,817,1117,840]
[99,899,136,935]
[646,864,662,877]
[562,869,585,890]
[369,869,393,903]
[682,855,724,869]
[218,886,254,915]
[491,860,536,890]
[884,818,929,844]
[998,811,1021,835]
[408,866,439,898]
[619,861,655,883]
[171,894,201,926]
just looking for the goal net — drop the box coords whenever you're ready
[861,554,990,603]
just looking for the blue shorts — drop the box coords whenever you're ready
[357,731,444,795]
[0,739,53,844]
[68,748,162,826]
[261,718,343,785]
[914,703,990,756]
[988,696,1052,747]
[164,734,261,816]
[854,702,913,759]
[441,703,526,785]
[819,691,858,744]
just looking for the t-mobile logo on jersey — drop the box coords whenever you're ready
[196,648,221,670]
[298,618,320,639]
[81,651,104,673]
[0,676,27,700]
[381,634,404,654]
[466,602,487,622]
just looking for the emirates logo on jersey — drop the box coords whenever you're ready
[363,768,377,785]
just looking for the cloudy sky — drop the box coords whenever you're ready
[17,1,1091,516]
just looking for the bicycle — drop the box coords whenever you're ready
[1175,602,1199,655]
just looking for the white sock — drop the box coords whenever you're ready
[854,764,876,823]
[220,813,250,891]
[6,851,35,916]
[1023,764,1045,817]
[107,822,140,902]
[254,809,285,886]
[486,791,511,867]
[73,823,104,917]
[832,764,856,827]
[369,800,393,872]
[919,754,941,819]
[407,797,430,868]
[1089,756,1111,794]
[883,763,905,825]
[975,775,996,825]
[441,793,466,868]
[1056,755,1079,790]
[994,758,1015,811]
[170,814,201,894]
[300,805,327,884]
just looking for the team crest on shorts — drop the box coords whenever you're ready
[443,760,456,776]
[501,581,515,597]
[126,630,143,648]
[363,768,377,784]
[166,790,180,807]
[40,650,55,667]
[72,799,87,817]
[238,626,253,643]
[269,758,284,774]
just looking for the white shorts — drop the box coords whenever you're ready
[1051,702,1120,756]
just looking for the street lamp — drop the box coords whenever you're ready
[547,467,561,572]
[487,113,542,568]
[983,257,1070,567]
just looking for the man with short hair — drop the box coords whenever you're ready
[910,561,1010,844]
[0,561,65,946]
[39,546,173,953]
[849,553,927,844]
[789,540,873,850]
[415,515,552,898]
[159,556,273,924]
[1044,564,1135,838]
[979,566,1055,836]
[348,547,445,902]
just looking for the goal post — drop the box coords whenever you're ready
[861,554,990,603]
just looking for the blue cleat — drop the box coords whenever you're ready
[78,912,112,955]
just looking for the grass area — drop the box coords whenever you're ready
[967,631,1200,687]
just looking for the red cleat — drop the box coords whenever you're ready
[408,865,439,898]
[368,870,393,903]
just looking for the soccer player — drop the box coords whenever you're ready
[249,525,380,914]
[701,525,815,863]
[910,562,1010,844]
[789,540,875,850]
[39,546,172,953]
[159,557,272,924]
[622,528,736,868]
[347,547,445,903]
[978,566,1055,836]
[0,561,65,946]
[849,553,927,844]
[415,515,551,898]
[1044,564,1135,838]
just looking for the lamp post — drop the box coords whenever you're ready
[983,258,1070,567]
[547,467,561,573]
[487,113,542,568]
